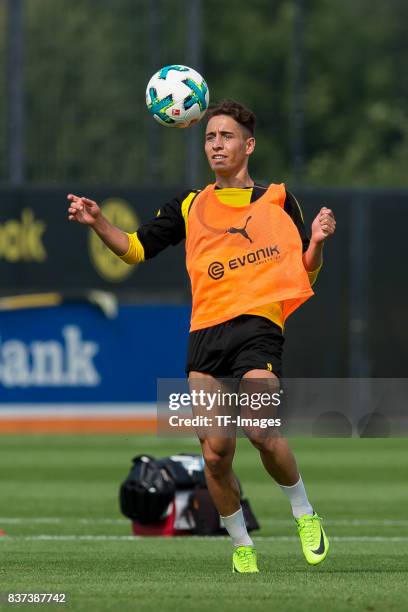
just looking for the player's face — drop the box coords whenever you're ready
[204,115,255,176]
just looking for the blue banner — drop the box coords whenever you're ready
[0,304,191,403]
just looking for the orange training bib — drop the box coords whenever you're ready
[185,183,313,331]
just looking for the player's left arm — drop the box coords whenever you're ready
[284,191,336,284]
[303,206,336,273]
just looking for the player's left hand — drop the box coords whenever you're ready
[311,207,336,244]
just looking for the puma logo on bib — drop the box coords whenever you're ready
[225,216,253,243]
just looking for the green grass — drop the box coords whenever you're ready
[1,436,408,611]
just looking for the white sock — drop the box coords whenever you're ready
[220,507,253,547]
[279,476,313,519]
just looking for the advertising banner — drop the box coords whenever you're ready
[0,303,190,404]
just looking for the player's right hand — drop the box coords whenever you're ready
[67,194,101,226]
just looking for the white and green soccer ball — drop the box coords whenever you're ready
[146,64,210,128]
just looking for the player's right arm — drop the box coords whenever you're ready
[67,190,194,263]
[67,194,129,256]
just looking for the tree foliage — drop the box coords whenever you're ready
[1,0,407,186]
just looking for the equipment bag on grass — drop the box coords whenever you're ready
[119,453,260,536]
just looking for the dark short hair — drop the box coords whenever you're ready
[206,99,256,136]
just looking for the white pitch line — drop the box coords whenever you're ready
[261,519,408,526]
[1,517,408,526]
[1,535,408,542]
[0,518,127,524]
[254,536,408,542]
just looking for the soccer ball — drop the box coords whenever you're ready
[146,64,210,128]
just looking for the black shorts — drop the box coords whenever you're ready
[186,314,284,379]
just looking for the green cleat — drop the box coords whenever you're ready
[296,512,329,565]
[232,546,259,573]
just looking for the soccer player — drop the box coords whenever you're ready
[67,99,336,573]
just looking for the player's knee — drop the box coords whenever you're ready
[204,454,227,475]
[246,432,280,453]
[202,441,234,476]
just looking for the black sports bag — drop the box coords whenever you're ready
[119,454,205,524]
[119,453,260,534]
[119,455,175,524]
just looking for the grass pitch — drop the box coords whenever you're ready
[1,435,407,611]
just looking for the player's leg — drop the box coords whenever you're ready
[200,436,240,517]
[240,369,329,565]
[189,372,240,516]
[189,371,258,573]
[199,435,258,573]
[240,371,301,485]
